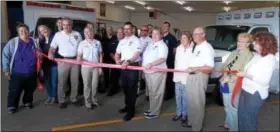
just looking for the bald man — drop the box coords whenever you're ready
[184,27,215,131]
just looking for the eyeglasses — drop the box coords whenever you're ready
[141,29,148,31]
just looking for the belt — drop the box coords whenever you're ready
[63,56,76,59]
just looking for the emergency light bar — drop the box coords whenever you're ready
[26,1,95,12]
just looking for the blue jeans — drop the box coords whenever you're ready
[222,92,240,131]
[175,82,187,116]
[44,66,58,98]
[238,90,265,131]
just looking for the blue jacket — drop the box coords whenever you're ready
[2,37,41,74]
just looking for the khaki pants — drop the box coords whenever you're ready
[185,72,209,131]
[57,62,80,103]
[81,67,99,108]
[144,72,167,115]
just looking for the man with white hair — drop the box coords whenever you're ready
[48,18,83,109]
[184,27,215,131]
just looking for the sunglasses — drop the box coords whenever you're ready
[141,29,148,31]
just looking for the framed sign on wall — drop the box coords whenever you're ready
[100,3,106,17]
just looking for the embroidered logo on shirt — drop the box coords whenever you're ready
[129,41,133,46]
[74,35,78,40]
[153,45,158,50]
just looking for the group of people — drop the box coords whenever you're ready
[2,16,278,132]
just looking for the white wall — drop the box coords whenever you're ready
[72,1,130,30]
[130,12,216,32]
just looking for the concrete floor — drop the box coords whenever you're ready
[1,74,279,131]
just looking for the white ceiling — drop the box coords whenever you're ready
[99,1,279,13]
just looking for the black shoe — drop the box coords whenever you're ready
[145,96,149,101]
[72,101,82,107]
[123,114,134,121]
[118,108,127,113]
[8,108,16,114]
[59,103,67,109]
[25,104,33,109]
[172,115,181,122]
[107,92,116,96]
[181,120,192,128]
[164,96,174,101]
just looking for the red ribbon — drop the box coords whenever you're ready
[231,77,243,107]
[36,51,242,105]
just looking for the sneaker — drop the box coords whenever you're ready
[49,98,57,105]
[172,115,182,122]
[8,107,16,114]
[144,111,151,116]
[145,114,158,119]
[45,98,52,105]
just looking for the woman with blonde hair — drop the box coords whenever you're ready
[37,25,59,105]
[219,33,253,131]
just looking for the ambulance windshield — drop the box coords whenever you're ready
[205,25,250,51]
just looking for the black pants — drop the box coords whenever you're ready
[108,68,120,93]
[121,69,139,116]
[7,72,36,109]
[164,61,175,98]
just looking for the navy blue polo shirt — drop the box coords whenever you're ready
[163,33,178,63]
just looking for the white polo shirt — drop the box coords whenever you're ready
[188,41,215,67]
[116,35,141,62]
[78,39,102,67]
[140,36,153,52]
[50,31,82,57]
[142,40,168,73]
[173,44,193,84]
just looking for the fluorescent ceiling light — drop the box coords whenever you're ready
[134,1,146,6]
[183,6,193,12]
[223,1,232,5]
[145,6,154,10]
[175,1,186,5]
[223,6,231,12]
[106,0,115,4]
[124,5,135,10]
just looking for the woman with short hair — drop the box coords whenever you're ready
[142,28,168,119]
[219,33,253,131]
[237,32,277,131]
[172,31,193,127]
[2,23,41,114]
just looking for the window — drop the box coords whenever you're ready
[234,14,241,19]
[254,12,262,18]
[225,14,232,20]
[266,11,275,18]
[205,25,250,51]
[34,17,93,39]
[244,13,251,19]
[250,27,269,35]
[218,15,224,20]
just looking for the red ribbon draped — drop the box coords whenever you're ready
[35,51,242,106]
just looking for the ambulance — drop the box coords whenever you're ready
[205,7,279,103]
[22,1,96,39]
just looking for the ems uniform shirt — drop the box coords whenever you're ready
[102,35,117,62]
[116,35,142,62]
[142,40,168,74]
[107,36,119,63]
[78,39,102,68]
[188,41,215,68]
[50,31,82,57]
[140,36,153,53]
[163,33,178,65]
[173,44,193,84]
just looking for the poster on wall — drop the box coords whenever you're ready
[100,3,106,17]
